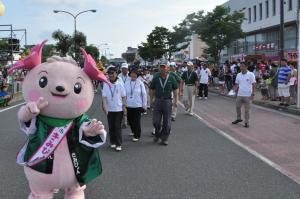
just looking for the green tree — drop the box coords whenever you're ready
[191,6,244,63]
[52,30,72,57]
[85,44,99,61]
[100,55,108,65]
[42,44,56,62]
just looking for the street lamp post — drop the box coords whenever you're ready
[53,9,96,61]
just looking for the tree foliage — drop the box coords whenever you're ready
[52,30,72,57]
[190,6,245,63]
[85,44,99,61]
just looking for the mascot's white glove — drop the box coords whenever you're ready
[18,97,49,122]
[82,119,105,137]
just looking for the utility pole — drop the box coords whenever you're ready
[279,0,285,60]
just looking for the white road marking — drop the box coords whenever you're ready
[0,102,25,113]
[179,101,300,185]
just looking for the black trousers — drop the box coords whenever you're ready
[152,99,172,141]
[107,111,123,146]
[127,107,142,139]
[199,83,208,97]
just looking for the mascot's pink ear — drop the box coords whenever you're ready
[8,40,48,74]
[80,47,111,86]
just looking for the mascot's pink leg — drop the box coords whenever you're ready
[64,184,86,199]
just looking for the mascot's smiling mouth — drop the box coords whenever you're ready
[51,92,68,98]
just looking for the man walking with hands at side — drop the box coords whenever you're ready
[232,62,256,128]
[150,63,179,145]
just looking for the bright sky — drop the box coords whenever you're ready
[0,0,227,58]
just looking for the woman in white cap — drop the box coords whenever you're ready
[102,66,126,151]
[125,68,147,141]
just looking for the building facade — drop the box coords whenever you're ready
[222,0,299,63]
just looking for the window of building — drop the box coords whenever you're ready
[288,0,292,11]
[259,3,263,20]
[272,0,276,16]
[266,0,269,18]
[254,5,257,22]
[248,8,252,23]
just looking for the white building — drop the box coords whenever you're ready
[222,0,298,63]
[173,34,207,61]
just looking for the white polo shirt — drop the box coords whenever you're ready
[125,79,147,108]
[102,80,126,112]
[118,74,129,85]
[235,71,256,97]
[199,68,211,84]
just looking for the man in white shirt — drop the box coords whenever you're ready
[232,62,256,128]
[117,63,129,128]
[198,64,211,99]
[102,66,126,151]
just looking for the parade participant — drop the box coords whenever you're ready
[9,40,108,199]
[198,63,211,100]
[125,68,147,141]
[150,63,178,145]
[102,66,126,151]
[140,68,153,110]
[118,63,129,128]
[169,62,182,121]
[181,61,198,115]
[232,62,256,128]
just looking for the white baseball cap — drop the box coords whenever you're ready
[121,63,129,69]
[187,61,193,66]
[170,62,176,67]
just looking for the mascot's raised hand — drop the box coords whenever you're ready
[18,97,49,122]
[82,119,106,137]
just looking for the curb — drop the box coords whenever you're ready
[209,89,300,116]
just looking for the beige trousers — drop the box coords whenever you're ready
[183,85,196,113]
[236,96,251,123]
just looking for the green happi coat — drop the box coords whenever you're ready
[23,114,103,185]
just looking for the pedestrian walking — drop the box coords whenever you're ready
[232,62,256,128]
[278,59,292,106]
[268,63,279,101]
[150,63,178,145]
[198,63,211,100]
[102,66,126,151]
[181,61,198,115]
[118,63,129,129]
[169,62,182,121]
[125,68,147,142]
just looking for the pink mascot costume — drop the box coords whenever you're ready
[9,40,110,199]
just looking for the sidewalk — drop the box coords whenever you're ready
[0,92,23,110]
[208,86,300,116]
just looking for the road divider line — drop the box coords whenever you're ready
[0,102,25,113]
[179,101,300,185]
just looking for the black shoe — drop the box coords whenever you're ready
[161,140,168,146]
[232,119,243,124]
[244,123,249,128]
[171,117,175,122]
[279,103,284,106]
[284,104,290,107]
[153,137,159,143]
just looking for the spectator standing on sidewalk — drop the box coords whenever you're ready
[232,62,256,128]
[289,64,298,105]
[102,66,126,152]
[225,63,233,93]
[198,63,211,100]
[181,61,198,115]
[278,59,292,107]
[125,68,147,142]
[218,64,226,95]
[150,63,178,145]
[169,62,182,121]
[118,63,129,128]
[268,63,279,101]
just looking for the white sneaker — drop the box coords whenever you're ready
[116,146,122,151]
[129,132,134,136]
[198,97,203,100]
[188,112,194,116]
[204,97,208,100]
[53,189,60,194]
[110,144,116,149]
[132,138,139,142]
[152,128,155,136]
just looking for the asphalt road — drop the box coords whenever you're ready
[1,92,300,199]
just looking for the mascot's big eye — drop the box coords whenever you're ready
[74,82,82,94]
[39,77,48,88]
